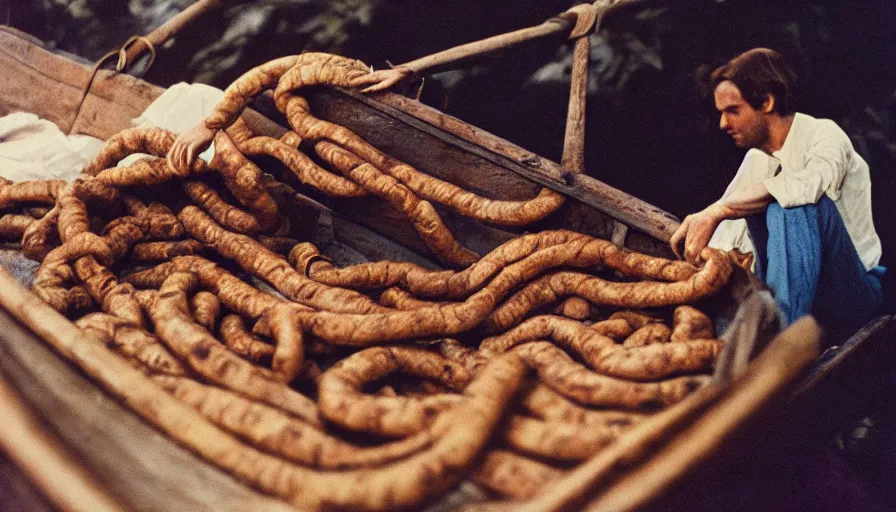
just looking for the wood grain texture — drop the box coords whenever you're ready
[0,270,298,512]
[362,89,683,242]
[0,26,282,140]
[0,372,125,512]
[586,317,822,512]
[0,27,158,138]
[1,25,676,258]
[0,450,56,512]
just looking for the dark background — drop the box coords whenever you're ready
[9,0,895,275]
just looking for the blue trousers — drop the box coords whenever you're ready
[745,196,883,343]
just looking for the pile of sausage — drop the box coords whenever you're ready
[0,53,734,511]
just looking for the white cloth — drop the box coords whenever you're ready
[132,82,224,134]
[0,83,226,178]
[709,113,882,271]
[121,82,225,167]
[0,112,105,182]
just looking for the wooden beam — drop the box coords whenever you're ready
[0,371,126,512]
[0,26,283,140]
[0,265,299,511]
[0,26,159,139]
[586,317,822,512]
[1,25,679,254]
[791,314,896,398]
[119,0,227,72]
[514,317,821,512]
[336,88,682,241]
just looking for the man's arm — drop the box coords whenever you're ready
[762,133,850,208]
[672,122,854,264]
[717,181,775,217]
[670,182,773,264]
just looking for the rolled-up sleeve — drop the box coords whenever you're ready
[762,132,850,208]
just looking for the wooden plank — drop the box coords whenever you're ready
[340,88,683,242]
[0,25,283,141]
[585,317,822,512]
[329,196,518,262]
[300,89,678,256]
[0,30,92,130]
[0,371,125,512]
[373,92,568,185]
[260,79,681,249]
[643,315,896,511]
[0,26,159,138]
[626,230,675,259]
[330,216,442,270]
[0,303,297,512]
[0,451,56,512]
[791,314,896,398]
[2,26,678,258]
[308,90,541,201]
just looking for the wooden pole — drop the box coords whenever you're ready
[510,316,821,512]
[0,373,126,512]
[586,316,823,512]
[0,267,299,512]
[559,34,590,175]
[513,377,729,512]
[120,0,231,72]
[396,0,645,76]
[398,18,573,76]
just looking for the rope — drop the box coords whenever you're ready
[116,36,158,76]
[67,35,158,136]
[67,50,118,136]
[559,3,600,39]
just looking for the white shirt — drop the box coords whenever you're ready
[709,112,882,271]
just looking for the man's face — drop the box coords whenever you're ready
[714,80,769,149]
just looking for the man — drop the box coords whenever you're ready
[670,48,884,341]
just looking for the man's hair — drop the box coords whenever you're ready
[710,48,797,116]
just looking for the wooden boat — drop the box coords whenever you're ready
[0,25,893,511]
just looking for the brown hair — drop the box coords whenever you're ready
[710,48,797,116]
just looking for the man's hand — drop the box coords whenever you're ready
[669,203,731,265]
[349,66,414,93]
[167,123,217,175]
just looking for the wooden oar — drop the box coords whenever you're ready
[392,18,574,78]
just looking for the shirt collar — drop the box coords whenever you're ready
[771,112,807,161]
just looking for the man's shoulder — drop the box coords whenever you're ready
[795,112,850,144]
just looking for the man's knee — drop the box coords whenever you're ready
[769,195,839,215]
[764,198,843,233]
[764,199,823,220]
[765,202,808,234]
